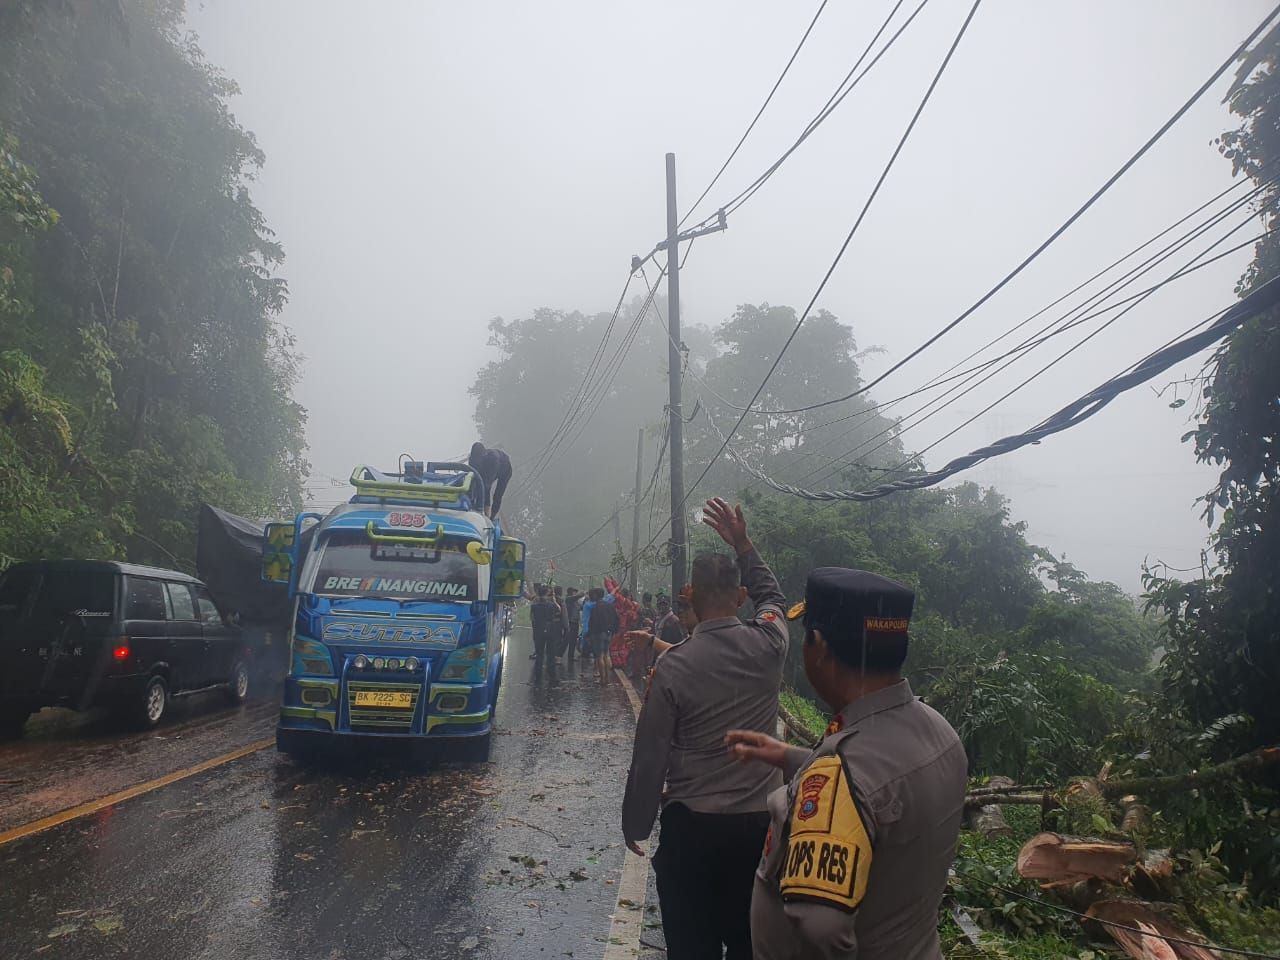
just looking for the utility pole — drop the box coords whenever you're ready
[631,155,727,601]
[630,427,644,594]
[665,153,687,602]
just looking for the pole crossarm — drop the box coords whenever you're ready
[633,208,728,273]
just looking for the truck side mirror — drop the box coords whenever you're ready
[492,537,526,601]
[262,522,296,585]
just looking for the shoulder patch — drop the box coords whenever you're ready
[761,610,777,622]
[780,754,873,912]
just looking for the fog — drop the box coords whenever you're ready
[187,0,1271,590]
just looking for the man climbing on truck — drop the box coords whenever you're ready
[468,442,513,520]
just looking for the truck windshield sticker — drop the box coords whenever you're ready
[312,529,479,602]
[322,576,470,599]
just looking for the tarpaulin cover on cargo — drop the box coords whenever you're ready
[196,504,312,625]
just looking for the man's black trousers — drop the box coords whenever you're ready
[653,801,769,960]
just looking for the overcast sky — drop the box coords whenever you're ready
[187,0,1272,590]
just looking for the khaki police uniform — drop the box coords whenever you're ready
[751,679,967,959]
[622,547,789,959]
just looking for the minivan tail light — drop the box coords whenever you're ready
[112,640,131,662]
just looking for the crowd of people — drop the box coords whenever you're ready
[523,579,696,687]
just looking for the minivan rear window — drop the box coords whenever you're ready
[29,571,116,621]
[124,577,167,621]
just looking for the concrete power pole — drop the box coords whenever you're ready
[630,428,644,594]
[630,154,725,599]
[665,153,687,602]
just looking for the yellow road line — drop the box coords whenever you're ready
[0,736,275,848]
[605,668,651,960]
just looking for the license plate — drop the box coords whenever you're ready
[353,690,414,709]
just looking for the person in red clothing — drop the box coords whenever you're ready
[612,588,640,670]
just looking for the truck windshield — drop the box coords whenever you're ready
[310,529,482,603]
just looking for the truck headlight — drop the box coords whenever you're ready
[405,656,421,672]
[353,654,369,670]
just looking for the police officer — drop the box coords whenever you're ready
[726,568,967,960]
[622,498,788,960]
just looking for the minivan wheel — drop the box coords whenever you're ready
[225,660,250,704]
[137,675,168,728]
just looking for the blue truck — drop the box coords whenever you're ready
[262,461,525,761]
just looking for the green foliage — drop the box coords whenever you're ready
[779,687,826,740]
[0,1,305,569]
[1122,24,1280,901]
[740,481,1149,780]
[948,815,1084,946]
[927,654,1127,781]
[1175,845,1280,954]
[1143,20,1280,752]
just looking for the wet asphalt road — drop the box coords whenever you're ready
[0,627,646,960]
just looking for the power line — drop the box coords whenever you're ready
[678,0,830,229]
[685,0,983,510]
[794,211,1268,490]
[683,0,924,234]
[611,0,979,571]
[513,272,636,494]
[785,197,1273,489]
[529,500,630,562]
[529,267,668,490]
[714,171,1272,420]
[530,420,671,564]
[708,275,1280,502]
[517,269,665,495]
[953,875,1280,960]
[748,1,1280,418]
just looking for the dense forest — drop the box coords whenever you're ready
[0,0,306,572]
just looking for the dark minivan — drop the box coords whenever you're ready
[0,560,250,737]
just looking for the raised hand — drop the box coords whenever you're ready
[702,497,751,554]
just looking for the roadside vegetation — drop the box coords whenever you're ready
[0,1,306,572]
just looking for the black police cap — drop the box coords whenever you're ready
[787,567,914,666]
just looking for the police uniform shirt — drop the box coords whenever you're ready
[751,679,967,960]
[621,548,789,843]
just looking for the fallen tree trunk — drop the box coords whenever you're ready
[1085,899,1222,960]
[1097,746,1279,798]
[963,792,1049,808]
[1016,832,1137,884]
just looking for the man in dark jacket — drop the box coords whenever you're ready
[468,442,513,520]
[564,587,584,660]
[528,584,562,673]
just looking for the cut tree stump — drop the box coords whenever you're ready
[966,776,1015,838]
[1016,832,1137,884]
[1120,794,1150,833]
[1085,899,1222,960]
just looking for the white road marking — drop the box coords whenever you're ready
[604,668,651,959]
